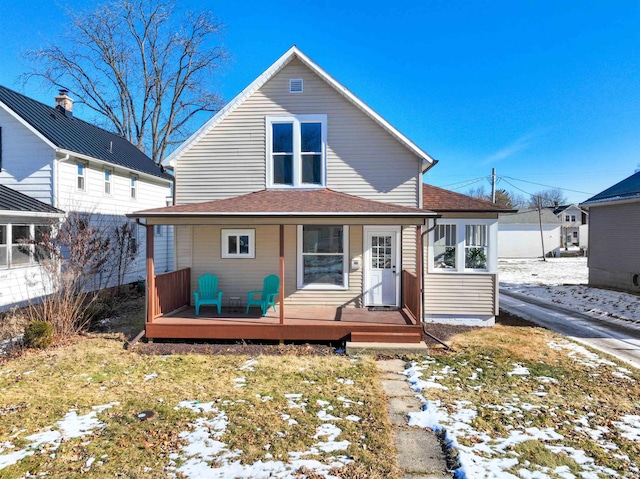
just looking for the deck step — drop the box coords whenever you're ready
[346,341,428,355]
[351,332,422,344]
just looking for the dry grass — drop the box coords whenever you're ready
[0,335,399,478]
[410,324,640,476]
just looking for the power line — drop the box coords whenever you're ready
[440,176,489,191]
[500,176,595,195]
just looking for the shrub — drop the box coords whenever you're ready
[23,320,54,349]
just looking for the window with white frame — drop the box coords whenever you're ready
[267,115,326,188]
[104,168,112,195]
[221,229,255,259]
[465,224,488,269]
[433,224,457,270]
[565,214,570,222]
[571,214,576,222]
[130,175,137,199]
[0,224,51,269]
[297,225,348,289]
[429,219,497,273]
[77,162,87,191]
[0,225,6,268]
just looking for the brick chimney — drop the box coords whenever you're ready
[54,89,73,116]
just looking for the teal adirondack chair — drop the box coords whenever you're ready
[193,274,223,315]
[245,274,280,316]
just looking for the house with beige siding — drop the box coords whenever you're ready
[130,46,505,342]
[0,85,174,306]
[581,171,640,293]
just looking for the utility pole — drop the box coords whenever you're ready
[491,168,496,203]
[536,196,547,262]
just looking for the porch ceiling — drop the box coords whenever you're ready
[128,188,437,225]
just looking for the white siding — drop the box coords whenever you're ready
[176,58,420,207]
[0,107,54,204]
[498,224,561,258]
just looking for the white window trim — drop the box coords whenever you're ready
[427,219,497,274]
[221,229,255,259]
[77,161,87,192]
[104,168,113,196]
[266,115,327,189]
[297,225,349,290]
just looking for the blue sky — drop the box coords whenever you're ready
[1,0,638,203]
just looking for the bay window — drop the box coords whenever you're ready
[297,225,348,289]
[429,219,497,273]
[267,115,326,188]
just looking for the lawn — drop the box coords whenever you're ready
[404,323,640,479]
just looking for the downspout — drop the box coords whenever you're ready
[421,216,454,351]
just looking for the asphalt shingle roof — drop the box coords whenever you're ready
[422,184,513,212]
[0,85,168,180]
[499,208,561,224]
[130,189,437,217]
[0,185,64,214]
[581,171,640,205]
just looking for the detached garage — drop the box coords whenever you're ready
[498,209,561,258]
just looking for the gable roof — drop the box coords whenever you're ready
[422,184,513,212]
[581,171,640,206]
[550,204,587,216]
[129,188,437,218]
[0,85,168,180]
[163,46,437,171]
[0,185,64,215]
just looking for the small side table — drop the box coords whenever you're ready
[229,296,242,313]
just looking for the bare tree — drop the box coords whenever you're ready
[24,0,228,164]
[527,188,568,208]
[466,185,490,201]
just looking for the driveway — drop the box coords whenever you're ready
[500,289,640,369]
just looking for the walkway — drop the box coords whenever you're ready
[377,359,450,479]
[501,290,640,369]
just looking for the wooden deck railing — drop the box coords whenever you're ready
[151,268,191,320]
[402,270,420,321]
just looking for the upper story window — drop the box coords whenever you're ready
[266,115,327,189]
[104,168,112,195]
[77,162,87,191]
[429,219,497,273]
[130,175,137,199]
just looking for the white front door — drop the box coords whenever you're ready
[364,227,400,306]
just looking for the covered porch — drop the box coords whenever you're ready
[131,189,436,344]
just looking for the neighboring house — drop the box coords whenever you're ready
[0,185,64,310]
[498,209,561,258]
[550,204,588,248]
[422,184,512,326]
[581,171,640,293]
[0,85,174,294]
[130,46,507,343]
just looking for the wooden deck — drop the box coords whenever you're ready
[146,305,423,342]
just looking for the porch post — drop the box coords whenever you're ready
[146,224,155,324]
[279,224,285,325]
[416,226,423,322]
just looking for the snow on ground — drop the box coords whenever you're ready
[402,350,640,479]
[499,258,640,326]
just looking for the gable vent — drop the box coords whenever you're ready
[289,78,303,93]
